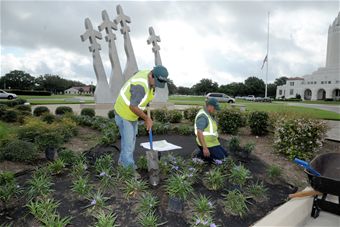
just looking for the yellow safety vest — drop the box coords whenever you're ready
[194,109,220,147]
[114,70,154,121]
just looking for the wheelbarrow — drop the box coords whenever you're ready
[304,153,340,218]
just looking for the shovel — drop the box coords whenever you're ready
[146,129,160,186]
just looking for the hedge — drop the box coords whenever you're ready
[4,89,52,96]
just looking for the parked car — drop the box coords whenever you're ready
[245,95,255,101]
[0,90,17,100]
[206,93,235,103]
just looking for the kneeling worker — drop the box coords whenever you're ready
[114,66,169,168]
[194,98,227,162]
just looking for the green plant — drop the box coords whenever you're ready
[95,154,114,175]
[41,113,56,124]
[55,106,73,115]
[191,214,216,227]
[223,190,248,217]
[173,124,193,135]
[27,172,54,199]
[152,122,170,135]
[94,210,119,227]
[167,110,182,123]
[228,164,251,187]
[203,167,225,190]
[115,165,135,181]
[249,111,269,136]
[243,142,255,154]
[1,110,18,122]
[58,149,77,165]
[71,159,88,177]
[17,117,47,142]
[36,129,64,150]
[247,181,267,201]
[138,124,148,136]
[152,109,168,123]
[107,110,115,119]
[100,122,119,145]
[0,139,38,162]
[184,107,200,122]
[274,117,327,160]
[88,191,109,209]
[165,174,193,200]
[267,165,282,180]
[81,108,95,117]
[137,155,148,171]
[33,106,50,116]
[221,158,236,174]
[192,194,214,216]
[72,175,93,198]
[16,104,31,112]
[217,109,244,134]
[137,192,159,214]
[48,159,65,175]
[228,137,240,152]
[137,211,163,227]
[0,180,21,205]
[123,178,148,198]
[0,171,15,185]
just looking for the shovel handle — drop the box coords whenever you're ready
[149,129,153,150]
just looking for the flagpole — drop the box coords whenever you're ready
[265,12,270,98]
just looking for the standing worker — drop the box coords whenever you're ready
[194,98,228,162]
[114,66,169,169]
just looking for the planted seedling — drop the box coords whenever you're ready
[203,167,225,191]
[181,166,198,184]
[221,158,236,174]
[48,159,65,175]
[267,164,282,181]
[228,164,251,188]
[99,173,115,192]
[247,181,268,202]
[27,171,54,199]
[137,211,164,227]
[88,190,109,209]
[58,148,77,165]
[191,214,217,227]
[137,155,148,171]
[71,175,93,199]
[95,154,114,176]
[192,194,214,216]
[123,178,148,198]
[137,192,159,214]
[229,136,241,153]
[0,180,22,207]
[115,165,135,182]
[0,171,15,185]
[94,210,119,227]
[223,190,248,218]
[71,159,88,178]
[239,142,256,158]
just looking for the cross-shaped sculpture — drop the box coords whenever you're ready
[81,18,102,53]
[114,5,131,35]
[147,26,162,66]
[98,10,117,42]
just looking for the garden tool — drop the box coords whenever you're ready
[146,108,160,186]
[294,158,321,176]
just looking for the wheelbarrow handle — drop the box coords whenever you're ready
[294,158,321,176]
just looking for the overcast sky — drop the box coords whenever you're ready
[1,1,339,87]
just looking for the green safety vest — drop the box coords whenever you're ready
[194,109,220,147]
[114,70,154,121]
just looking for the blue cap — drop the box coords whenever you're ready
[152,65,168,88]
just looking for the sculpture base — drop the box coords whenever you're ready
[149,102,174,109]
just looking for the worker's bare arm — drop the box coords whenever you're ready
[197,130,210,157]
[129,105,153,130]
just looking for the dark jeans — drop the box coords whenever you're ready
[197,145,228,162]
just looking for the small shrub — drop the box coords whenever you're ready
[16,104,31,112]
[167,110,182,123]
[249,111,269,136]
[243,142,255,154]
[192,194,214,216]
[123,178,148,198]
[152,122,170,135]
[184,107,200,122]
[274,117,327,160]
[33,106,50,116]
[1,139,38,162]
[94,210,119,227]
[203,167,225,191]
[88,190,109,209]
[108,110,115,119]
[71,175,93,199]
[173,124,193,135]
[229,164,252,187]
[229,136,240,152]
[57,116,78,140]
[48,159,65,175]
[36,129,64,150]
[267,165,282,180]
[115,165,135,182]
[27,172,54,199]
[100,122,119,145]
[247,181,267,202]
[55,106,73,115]
[95,154,114,175]
[137,192,159,214]
[41,113,55,124]
[0,171,15,185]
[218,109,244,134]
[1,110,18,122]
[0,180,21,205]
[152,109,168,123]
[165,174,193,200]
[137,211,162,227]
[71,159,88,177]
[81,108,95,117]
[138,124,148,136]
[17,117,47,142]
[223,190,248,217]
[58,149,77,165]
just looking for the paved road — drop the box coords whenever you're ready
[287,102,340,114]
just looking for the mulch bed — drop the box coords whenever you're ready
[0,135,297,227]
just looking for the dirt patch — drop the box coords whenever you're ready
[63,126,101,154]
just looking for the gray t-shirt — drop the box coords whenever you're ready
[130,84,146,106]
[195,109,209,131]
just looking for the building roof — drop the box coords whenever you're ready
[65,86,92,92]
[286,77,304,81]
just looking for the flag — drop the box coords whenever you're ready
[261,55,268,69]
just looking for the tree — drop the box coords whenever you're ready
[177,86,193,95]
[244,76,265,97]
[35,74,85,93]
[267,83,277,98]
[274,76,288,86]
[219,82,248,97]
[167,79,177,95]
[192,78,219,95]
[0,70,35,90]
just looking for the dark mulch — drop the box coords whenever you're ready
[0,135,297,227]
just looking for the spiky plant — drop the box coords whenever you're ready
[123,178,148,198]
[88,191,109,209]
[203,168,225,191]
[94,210,119,227]
[99,174,115,192]
[27,172,54,199]
[228,164,251,187]
[165,174,193,200]
[137,155,148,171]
[137,192,159,214]
[71,175,93,199]
[0,171,15,185]
[48,159,65,175]
[58,148,77,165]
[191,214,216,227]
[223,190,248,218]
[192,194,214,216]
[222,158,236,174]
[266,165,282,180]
[247,181,267,202]
[95,154,114,175]
[0,180,22,205]
[137,211,164,227]
[71,159,88,178]
[115,165,135,181]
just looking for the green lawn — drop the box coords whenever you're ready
[169,95,340,120]
[28,100,95,105]
[15,95,95,105]
[0,121,17,140]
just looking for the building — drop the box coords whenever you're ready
[276,12,340,101]
[64,86,93,95]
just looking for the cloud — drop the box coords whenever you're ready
[1,1,339,87]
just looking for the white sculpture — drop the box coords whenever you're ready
[147,26,169,104]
